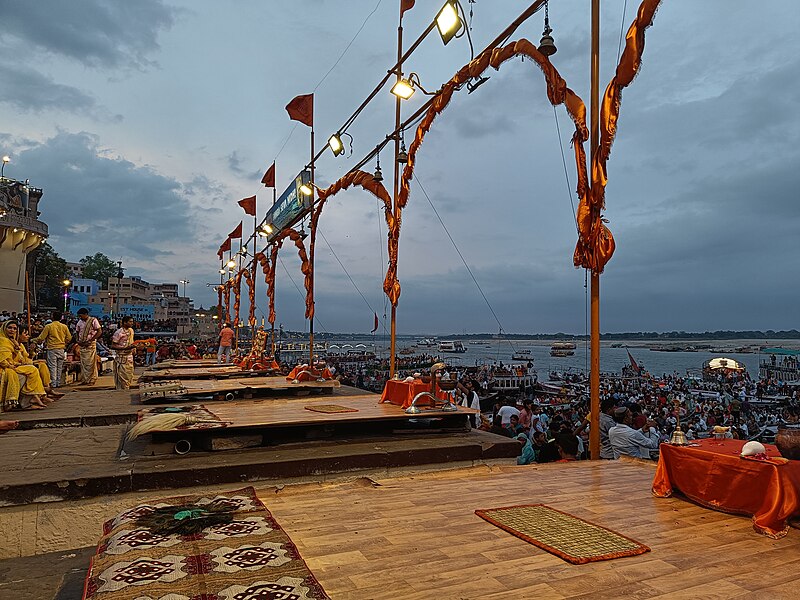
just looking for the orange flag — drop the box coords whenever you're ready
[219,237,231,258]
[286,93,313,127]
[401,0,415,16]
[371,312,379,333]
[261,162,275,187]
[238,195,256,216]
[229,221,243,239]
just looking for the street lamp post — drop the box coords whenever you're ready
[115,261,123,318]
[179,279,190,298]
[62,279,71,312]
[1,156,9,178]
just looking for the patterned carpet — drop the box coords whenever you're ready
[83,487,329,599]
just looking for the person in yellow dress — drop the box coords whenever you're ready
[0,321,49,411]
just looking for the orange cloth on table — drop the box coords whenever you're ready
[380,379,450,409]
[285,366,333,382]
[652,438,800,539]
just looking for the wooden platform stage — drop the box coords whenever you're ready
[0,375,515,506]
[138,365,277,381]
[140,394,477,433]
[138,375,340,403]
[4,459,798,599]
[133,394,478,455]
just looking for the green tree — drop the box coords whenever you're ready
[80,253,121,288]
[29,242,68,308]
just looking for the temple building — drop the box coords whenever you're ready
[0,174,48,312]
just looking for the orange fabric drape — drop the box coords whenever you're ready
[232,270,244,327]
[237,267,255,327]
[573,0,662,273]
[222,280,232,324]
[395,38,589,304]
[266,228,312,320]
[653,439,800,539]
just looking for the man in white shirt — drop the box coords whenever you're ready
[496,402,520,426]
[608,406,660,459]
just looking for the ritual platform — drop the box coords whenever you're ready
[0,379,516,507]
[138,375,340,402]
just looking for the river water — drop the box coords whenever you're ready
[349,338,800,379]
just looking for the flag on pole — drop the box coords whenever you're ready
[285,93,313,127]
[261,162,275,187]
[371,312,379,333]
[219,237,231,258]
[229,221,243,239]
[238,195,256,216]
[626,347,641,374]
[401,0,415,16]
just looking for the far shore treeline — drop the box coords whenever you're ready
[310,330,800,340]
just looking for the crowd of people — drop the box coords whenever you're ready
[466,369,799,464]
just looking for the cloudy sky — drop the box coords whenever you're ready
[1,0,798,335]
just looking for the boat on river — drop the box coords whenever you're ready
[550,341,576,357]
[438,340,467,353]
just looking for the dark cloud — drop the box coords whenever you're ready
[0,0,176,70]
[0,64,119,120]
[16,131,191,259]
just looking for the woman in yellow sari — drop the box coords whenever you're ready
[18,325,64,400]
[0,321,48,410]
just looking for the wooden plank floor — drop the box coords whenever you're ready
[142,394,477,431]
[261,460,799,599]
[138,375,340,402]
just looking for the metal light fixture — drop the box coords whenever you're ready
[390,72,433,100]
[373,149,383,182]
[226,259,236,269]
[390,78,416,100]
[1,155,9,178]
[539,0,557,57]
[258,223,274,237]
[328,133,344,156]
[436,1,462,45]
[219,268,226,274]
[299,182,313,196]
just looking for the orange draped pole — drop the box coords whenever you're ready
[589,0,601,459]
[390,0,404,379]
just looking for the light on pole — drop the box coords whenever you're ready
[115,261,123,318]
[62,279,71,312]
[1,155,9,178]
[179,279,190,297]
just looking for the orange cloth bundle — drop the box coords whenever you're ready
[380,379,450,409]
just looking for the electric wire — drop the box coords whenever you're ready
[414,175,505,335]
[616,0,630,64]
[274,0,385,164]
[277,255,328,333]
[317,228,386,334]
[552,104,578,232]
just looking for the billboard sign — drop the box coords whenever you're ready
[263,169,311,242]
[120,304,155,320]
